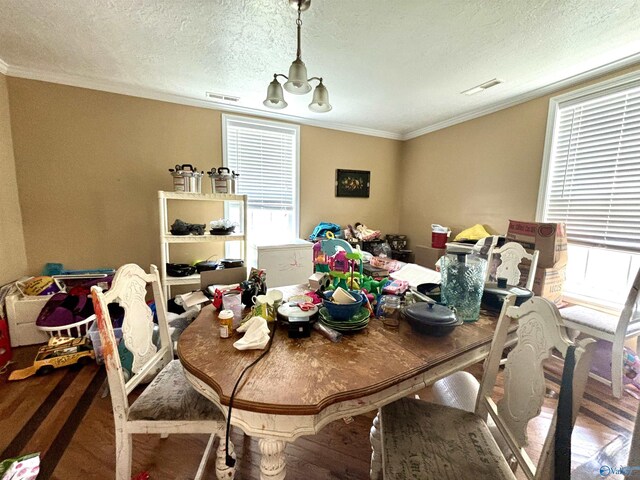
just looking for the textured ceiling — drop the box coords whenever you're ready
[1,0,640,137]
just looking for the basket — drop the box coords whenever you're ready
[87,319,123,364]
[35,313,96,338]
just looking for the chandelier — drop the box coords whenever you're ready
[263,0,332,113]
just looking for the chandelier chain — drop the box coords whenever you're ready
[295,3,302,60]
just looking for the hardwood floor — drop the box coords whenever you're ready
[1,345,637,480]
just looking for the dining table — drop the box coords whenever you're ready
[177,285,514,480]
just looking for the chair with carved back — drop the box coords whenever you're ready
[424,241,540,467]
[91,263,235,480]
[560,266,640,399]
[369,296,596,479]
[487,241,539,290]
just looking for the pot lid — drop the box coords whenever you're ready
[403,302,457,325]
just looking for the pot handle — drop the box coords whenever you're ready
[218,167,230,174]
[179,164,195,172]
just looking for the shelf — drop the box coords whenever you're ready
[162,233,245,243]
[159,189,247,296]
[165,273,201,286]
[158,191,246,202]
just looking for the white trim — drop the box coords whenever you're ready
[3,51,640,142]
[4,63,401,140]
[402,51,640,140]
[535,99,560,221]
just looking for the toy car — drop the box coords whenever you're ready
[9,336,95,381]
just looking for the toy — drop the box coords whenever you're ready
[382,279,409,295]
[8,337,95,381]
[309,272,330,291]
[590,339,640,398]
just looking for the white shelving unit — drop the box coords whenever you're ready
[158,191,248,297]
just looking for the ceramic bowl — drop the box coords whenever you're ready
[322,290,364,321]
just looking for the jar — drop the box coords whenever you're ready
[377,295,401,328]
[218,309,234,338]
[441,244,488,322]
[222,290,243,328]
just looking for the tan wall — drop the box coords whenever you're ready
[300,125,401,237]
[7,78,401,274]
[399,63,640,247]
[0,73,27,284]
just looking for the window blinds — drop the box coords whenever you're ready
[225,118,297,210]
[543,82,640,251]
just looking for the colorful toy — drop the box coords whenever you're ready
[590,339,640,398]
[9,337,95,381]
[382,279,409,295]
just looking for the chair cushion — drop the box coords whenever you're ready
[560,305,640,336]
[380,398,515,480]
[129,359,224,422]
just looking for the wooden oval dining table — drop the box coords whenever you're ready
[178,285,514,480]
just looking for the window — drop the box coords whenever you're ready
[537,71,640,309]
[222,115,300,254]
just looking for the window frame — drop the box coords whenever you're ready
[536,69,640,310]
[221,113,301,242]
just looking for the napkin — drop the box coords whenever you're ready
[233,316,270,350]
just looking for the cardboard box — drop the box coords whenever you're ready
[532,265,566,306]
[200,267,247,289]
[506,220,568,268]
[414,245,446,270]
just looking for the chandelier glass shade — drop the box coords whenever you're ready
[263,0,332,113]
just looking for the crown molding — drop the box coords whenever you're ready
[3,63,402,140]
[401,51,640,140]
[3,51,640,142]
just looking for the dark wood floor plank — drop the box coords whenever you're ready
[24,365,100,457]
[0,368,78,459]
[3,347,637,480]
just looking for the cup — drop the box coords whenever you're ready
[222,291,243,328]
[252,294,274,321]
[266,289,283,309]
[252,294,269,307]
[332,286,357,304]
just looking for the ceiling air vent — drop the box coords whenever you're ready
[206,92,240,102]
[461,78,504,96]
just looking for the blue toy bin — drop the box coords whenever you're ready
[322,290,364,321]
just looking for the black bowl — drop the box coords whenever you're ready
[416,283,442,303]
[195,261,219,273]
[166,263,196,277]
[210,226,236,235]
[482,284,534,311]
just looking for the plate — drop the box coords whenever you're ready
[318,307,370,332]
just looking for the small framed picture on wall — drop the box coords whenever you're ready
[335,169,370,198]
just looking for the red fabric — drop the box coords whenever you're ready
[0,317,12,367]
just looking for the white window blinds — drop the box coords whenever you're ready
[541,81,640,251]
[225,117,298,211]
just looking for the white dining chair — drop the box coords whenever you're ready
[560,267,640,399]
[369,296,596,480]
[91,263,235,480]
[426,241,540,454]
[487,241,539,289]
